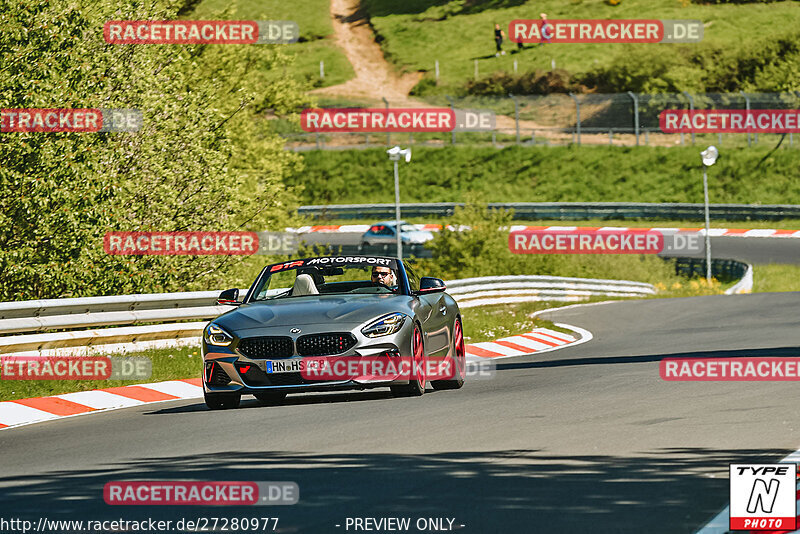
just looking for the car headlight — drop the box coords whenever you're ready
[205,323,233,347]
[361,313,407,338]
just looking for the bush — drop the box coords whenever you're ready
[411,201,679,285]
[579,30,800,93]
[464,69,589,96]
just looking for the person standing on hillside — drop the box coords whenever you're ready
[494,23,506,56]
[540,13,551,46]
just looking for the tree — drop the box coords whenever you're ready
[0,0,310,300]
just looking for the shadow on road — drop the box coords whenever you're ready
[0,447,787,533]
[495,345,800,372]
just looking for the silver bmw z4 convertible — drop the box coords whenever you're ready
[202,255,466,409]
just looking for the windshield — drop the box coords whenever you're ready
[250,259,402,300]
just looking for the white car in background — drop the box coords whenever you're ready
[360,221,434,248]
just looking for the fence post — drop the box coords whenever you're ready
[446,95,456,145]
[509,93,520,145]
[740,90,751,147]
[682,91,695,145]
[609,130,613,145]
[569,92,581,146]
[435,60,439,82]
[627,91,639,146]
[382,97,390,146]
[320,60,324,79]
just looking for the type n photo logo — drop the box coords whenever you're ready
[729,464,797,531]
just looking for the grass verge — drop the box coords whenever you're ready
[290,146,800,206]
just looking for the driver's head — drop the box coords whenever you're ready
[371,266,397,287]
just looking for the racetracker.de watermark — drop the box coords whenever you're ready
[660,110,800,133]
[660,358,800,381]
[104,20,299,44]
[1,356,151,380]
[297,356,495,381]
[104,481,298,505]
[508,229,703,255]
[509,19,702,44]
[1,109,142,133]
[104,231,298,255]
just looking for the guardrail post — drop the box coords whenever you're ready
[382,97,390,146]
[435,60,439,82]
[627,91,639,146]
[446,95,456,145]
[320,60,324,79]
[682,91,695,145]
[740,90,751,147]
[509,93,520,145]
[569,92,581,146]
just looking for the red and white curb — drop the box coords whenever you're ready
[696,449,800,534]
[0,378,203,431]
[465,324,592,361]
[0,324,590,431]
[286,224,800,238]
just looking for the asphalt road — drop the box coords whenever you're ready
[2,292,800,533]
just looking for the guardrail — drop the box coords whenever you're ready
[0,275,657,357]
[298,202,800,222]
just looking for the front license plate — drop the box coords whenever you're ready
[263,359,326,374]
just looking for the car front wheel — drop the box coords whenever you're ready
[391,323,426,397]
[432,317,466,390]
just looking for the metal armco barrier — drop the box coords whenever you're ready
[0,275,656,356]
[298,202,800,222]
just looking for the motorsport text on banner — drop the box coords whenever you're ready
[300,108,457,133]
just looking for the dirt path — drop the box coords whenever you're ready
[310,0,422,104]
[309,0,677,147]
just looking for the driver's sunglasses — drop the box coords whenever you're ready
[372,271,391,278]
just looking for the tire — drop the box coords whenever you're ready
[254,391,287,405]
[391,323,426,397]
[432,317,466,390]
[204,391,241,410]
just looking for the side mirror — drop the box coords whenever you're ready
[217,288,240,306]
[416,277,446,294]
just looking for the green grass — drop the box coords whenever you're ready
[290,145,800,205]
[0,345,203,402]
[752,264,800,293]
[192,0,354,88]
[361,0,800,91]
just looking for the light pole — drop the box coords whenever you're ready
[701,146,718,284]
[387,146,411,260]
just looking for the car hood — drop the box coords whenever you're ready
[214,294,413,332]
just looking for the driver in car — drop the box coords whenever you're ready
[371,265,398,290]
